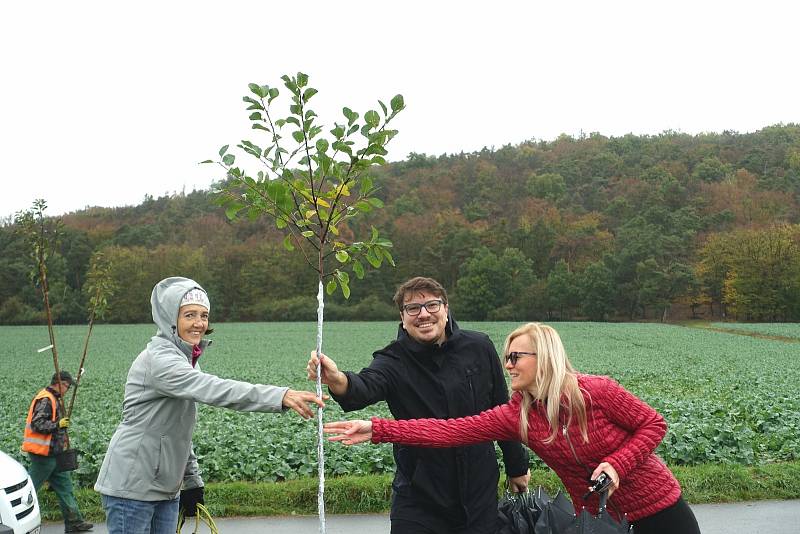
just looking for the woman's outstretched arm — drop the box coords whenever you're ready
[325,402,520,447]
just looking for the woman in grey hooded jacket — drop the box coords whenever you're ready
[95,277,324,534]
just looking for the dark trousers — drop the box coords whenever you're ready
[390,515,497,534]
[27,453,85,528]
[633,496,702,534]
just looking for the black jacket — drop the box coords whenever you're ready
[333,316,529,529]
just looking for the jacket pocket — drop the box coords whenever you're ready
[149,433,180,495]
[155,434,166,479]
[466,367,477,411]
[465,364,490,412]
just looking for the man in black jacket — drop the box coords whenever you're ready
[308,277,530,534]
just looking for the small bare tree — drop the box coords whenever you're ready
[67,252,116,418]
[15,200,69,413]
[15,200,115,456]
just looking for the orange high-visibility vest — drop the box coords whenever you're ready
[21,388,58,455]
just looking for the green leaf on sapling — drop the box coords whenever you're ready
[353,260,365,279]
[390,94,405,112]
[364,110,379,127]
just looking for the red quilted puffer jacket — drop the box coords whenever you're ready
[372,374,681,522]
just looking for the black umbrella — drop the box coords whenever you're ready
[498,488,541,534]
[563,491,632,534]
[533,487,576,534]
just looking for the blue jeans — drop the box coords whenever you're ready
[101,494,179,534]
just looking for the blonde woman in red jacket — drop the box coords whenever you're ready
[325,322,701,534]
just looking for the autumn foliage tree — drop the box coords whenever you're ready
[3,124,800,325]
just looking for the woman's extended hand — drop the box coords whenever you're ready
[590,462,620,497]
[323,419,373,445]
[282,389,327,419]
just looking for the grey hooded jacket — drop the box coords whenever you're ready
[94,277,288,501]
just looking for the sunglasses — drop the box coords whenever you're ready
[504,351,537,366]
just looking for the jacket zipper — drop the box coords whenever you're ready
[562,424,620,516]
[466,369,477,410]
[562,424,587,471]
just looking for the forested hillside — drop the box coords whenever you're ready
[2,125,800,324]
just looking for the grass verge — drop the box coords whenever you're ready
[39,461,800,522]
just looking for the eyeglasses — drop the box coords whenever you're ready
[504,351,537,366]
[402,299,444,316]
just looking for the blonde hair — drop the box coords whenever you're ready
[503,323,588,445]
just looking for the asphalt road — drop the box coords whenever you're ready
[41,499,800,534]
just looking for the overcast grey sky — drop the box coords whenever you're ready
[1,0,798,218]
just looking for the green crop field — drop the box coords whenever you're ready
[2,322,798,489]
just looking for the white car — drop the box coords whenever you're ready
[0,450,40,534]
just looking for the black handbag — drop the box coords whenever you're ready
[497,483,631,534]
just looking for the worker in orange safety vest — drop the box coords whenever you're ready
[22,371,93,533]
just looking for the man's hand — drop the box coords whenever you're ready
[282,389,327,419]
[508,470,531,493]
[179,486,204,518]
[307,351,349,395]
[58,418,70,429]
[323,419,373,445]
